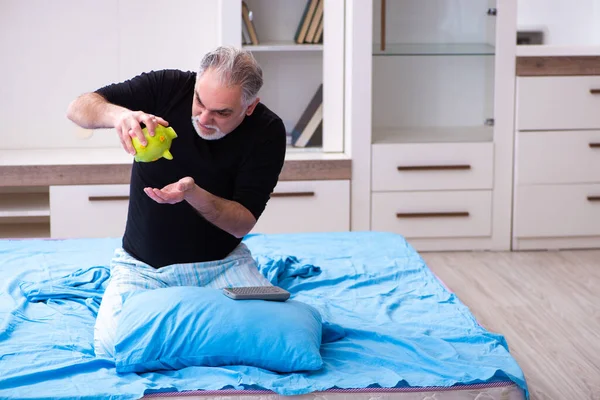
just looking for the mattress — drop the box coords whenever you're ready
[0,232,528,400]
[144,384,525,400]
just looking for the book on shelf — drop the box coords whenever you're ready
[290,84,323,148]
[313,13,324,44]
[294,0,324,44]
[242,17,251,45]
[241,1,259,45]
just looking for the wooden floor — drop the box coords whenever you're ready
[422,250,600,400]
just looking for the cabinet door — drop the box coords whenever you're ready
[50,185,129,239]
[514,184,600,238]
[372,142,494,191]
[516,130,600,185]
[371,190,493,239]
[251,180,350,234]
[1,1,120,149]
[371,0,499,145]
[517,76,600,131]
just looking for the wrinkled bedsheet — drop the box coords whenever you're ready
[0,232,528,399]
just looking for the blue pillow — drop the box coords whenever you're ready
[114,286,324,374]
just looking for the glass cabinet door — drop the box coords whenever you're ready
[372,0,497,144]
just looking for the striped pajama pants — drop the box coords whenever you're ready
[93,243,271,359]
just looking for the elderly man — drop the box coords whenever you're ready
[67,46,286,358]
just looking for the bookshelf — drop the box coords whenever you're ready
[219,0,345,153]
[244,42,323,52]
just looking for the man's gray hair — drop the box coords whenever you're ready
[197,46,263,106]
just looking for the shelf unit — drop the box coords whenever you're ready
[373,43,496,57]
[512,0,600,251]
[219,0,345,154]
[0,187,50,239]
[243,42,323,52]
[372,126,495,145]
[347,0,517,250]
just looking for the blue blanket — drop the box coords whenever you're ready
[0,232,528,399]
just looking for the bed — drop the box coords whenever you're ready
[0,231,528,400]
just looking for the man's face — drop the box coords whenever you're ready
[191,68,258,140]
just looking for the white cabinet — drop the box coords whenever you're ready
[346,0,517,250]
[251,180,350,234]
[50,185,130,239]
[513,75,600,250]
[48,180,350,239]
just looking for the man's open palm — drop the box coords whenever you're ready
[144,177,195,204]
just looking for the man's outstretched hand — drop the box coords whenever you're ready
[144,177,195,204]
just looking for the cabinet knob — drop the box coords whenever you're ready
[587,196,600,202]
[589,89,600,94]
[589,143,600,148]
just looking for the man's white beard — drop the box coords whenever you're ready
[193,122,227,141]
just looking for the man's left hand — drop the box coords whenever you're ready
[144,177,195,204]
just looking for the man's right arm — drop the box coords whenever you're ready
[66,90,168,155]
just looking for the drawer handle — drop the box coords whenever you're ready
[88,195,129,202]
[588,196,600,202]
[589,143,600,148]
[590,89,600,94]
[397,164,471,171]
[271,191,315,198]
[396,211,470,218]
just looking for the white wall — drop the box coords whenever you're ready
[517,0,600,45]
[0,0,220,151]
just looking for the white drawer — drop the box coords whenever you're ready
[371,190,492,238]
[50,184,129,239]
[372,142,493,191]
[514,184,600,238]
[517,76,600,131]
[251,180,349,234]
[516,130,600,184]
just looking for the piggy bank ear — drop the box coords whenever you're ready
[162,150,173,160]
[165,127,178,139]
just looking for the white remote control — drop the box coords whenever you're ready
[222,286,290,301]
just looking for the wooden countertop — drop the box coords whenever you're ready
[516,46,600,76]
[1,148,352,187]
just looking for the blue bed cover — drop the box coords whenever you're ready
[0,231,528,399]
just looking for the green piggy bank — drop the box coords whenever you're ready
[131,125,178,162]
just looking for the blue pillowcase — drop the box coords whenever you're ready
[114,286,324,374]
